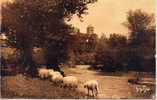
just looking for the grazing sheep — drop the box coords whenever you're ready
[38,68,55,79]
[38,68,49,79]
[83,80,99,97]
[53,71,62,76]
[51,73,63,85]
[62,76,79,89]
[49,71,62,78]
[47,69,55,77]
[50,71,62,77]
[49,71,55,77]
[47,69,54,73]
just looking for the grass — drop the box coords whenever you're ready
[1,74,87,99]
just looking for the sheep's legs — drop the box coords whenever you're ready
[63,85,66,88]
[87,89,90,96]
[40,74,43,79]
[95,88,98,96]
[92,89,94,97]
[69,85,73,90]
[60,84,64,88]
[73,85,77,90]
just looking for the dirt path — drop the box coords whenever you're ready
[62,65,136,99]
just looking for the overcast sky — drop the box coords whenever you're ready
[68,0,155,37]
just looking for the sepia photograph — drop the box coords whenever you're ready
[0,0,156,99]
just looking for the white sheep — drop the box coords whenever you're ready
[50,73,63,85]
[53,71,62,76]
[50,71,62,79]
[62,76,79,89]
[47,69,54,73]
[83,80,99,97]
[47,69,55,77]
[38,68,54,79]
[38,68,49,79]
[50,71,63,83]
[49,71,55,77]
[49,71,61,77]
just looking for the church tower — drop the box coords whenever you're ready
[87,25,94,34]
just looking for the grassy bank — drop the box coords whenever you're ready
[1,74,87,99]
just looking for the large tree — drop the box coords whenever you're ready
[94,34,128,72]
[2,0,97,76]
[123,9,155,71]
[123,9,155,47]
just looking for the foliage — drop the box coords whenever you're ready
[69,33,98,65]
[93,9,155,72]
[124,9,155,72]
[2,0,97,76]
[94,34,128,72]
[124,9,154,47]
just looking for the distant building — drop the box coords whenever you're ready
[87,24,94,34]
[71,25,97,53]
[67,25,98,65]
[71,25,95,35]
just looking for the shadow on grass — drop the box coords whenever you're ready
[1,75,93,99]
[1,70,17,76]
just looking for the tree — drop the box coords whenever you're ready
[106,34,128,72]
[2,0,97,76]
[123,9,154,47]
[123,9,155,72]
[70,32,98,65]
[107,33,127,48]
[94,34,108,65]
[94,33,128,72]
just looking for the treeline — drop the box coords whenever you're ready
[68,9,155,72]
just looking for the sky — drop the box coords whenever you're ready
[68,0,155,37]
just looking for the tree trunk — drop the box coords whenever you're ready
[21,47,38,77]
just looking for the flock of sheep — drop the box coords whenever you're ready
[38,67,99,97]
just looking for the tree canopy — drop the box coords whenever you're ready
[2,0,97,76]
[123,9,155,47]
